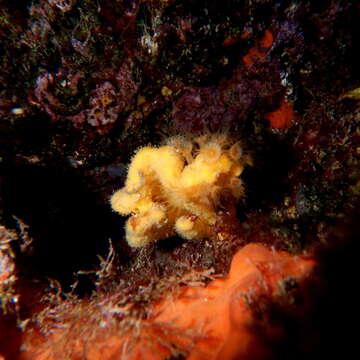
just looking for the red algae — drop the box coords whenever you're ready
[243,30,274,66]
[243,47,267,66]
[260,30,274,49]
[265,100,295,129]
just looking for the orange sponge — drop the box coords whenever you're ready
[21,243,316,360]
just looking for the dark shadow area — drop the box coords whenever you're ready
[298,210,360,360]
[155,236,186,252]
[243,134,294,210]
[264,205,360,360]
[0,162,116,292]
[0,313,22,360]
[0,115,52,157]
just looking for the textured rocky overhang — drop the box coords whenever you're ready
[0,0,359,359]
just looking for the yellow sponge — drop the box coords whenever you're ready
[111,133,251,247]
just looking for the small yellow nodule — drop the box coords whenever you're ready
[126,232,149,248]
[229,142,243,160]
[231,164,244,177]
[175,216,198,240]
[161,86,173,96]
[176,216,194,232]
[200,142,222,163]
[111,190,139,215]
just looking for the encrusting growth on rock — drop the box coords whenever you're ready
[111,133,252,247]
